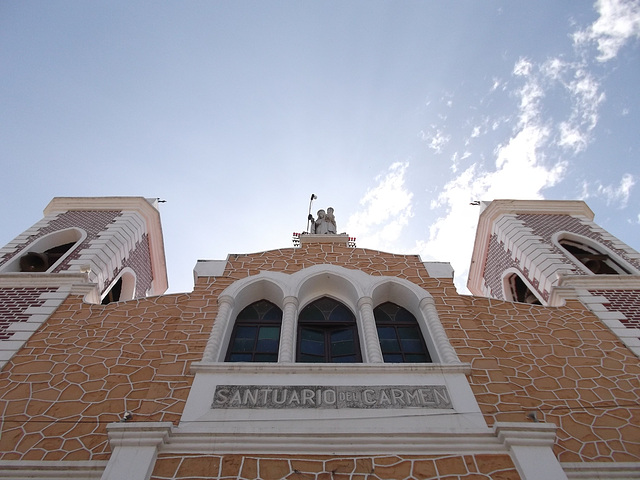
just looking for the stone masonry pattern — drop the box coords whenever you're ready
[150,453,520,480]
[115,233,153,298]
[0,287,55,340]
[590,289,640,329]
[0,245,638,465]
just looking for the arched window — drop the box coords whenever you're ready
[504,273,541,305]
[559,238,631,275]
[374,302,431,363]
[225,300,282,362]
[297,297,361,363]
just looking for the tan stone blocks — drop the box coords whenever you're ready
[150,454,519,480]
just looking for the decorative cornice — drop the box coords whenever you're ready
[165,429,504,455]
[493,421,557,448]
[557,274,640,290]
[107,421,173,448]
[190,362,472,375]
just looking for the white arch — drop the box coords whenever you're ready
[0,227,86,273]
[101,267,137,303]
[501,268,544,305]
[203,265,460,365]
[552,231,639,275]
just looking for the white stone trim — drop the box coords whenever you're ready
[193,259,227,280]
[494,422,568,480]
[299,233,350,245]
[562,461,640,479]
[100,267,137,304]
[101,422,172,480]
[422,262,454,278]
[201,264,461,365]
[0,460,107,479]
[165,428,504,455]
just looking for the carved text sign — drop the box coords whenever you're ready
[212,385,452,410]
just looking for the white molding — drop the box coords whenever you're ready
[102,422,172,480]
[0,460,107,479]
[193,260,227,279]
[164,428,505,455]
[557,275,640,290]
[422,262,455,278]
[562,462,640,479]
[494,422,568,480]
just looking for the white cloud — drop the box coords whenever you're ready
[557,68,604,153]
[573,0,640,61]
[345,162,414,250]
[583,173,636,206]
[419,127,451,154]
[416,57,572,293]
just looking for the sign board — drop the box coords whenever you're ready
[212,385,452,410]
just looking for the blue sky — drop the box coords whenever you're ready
[1,1,639,294]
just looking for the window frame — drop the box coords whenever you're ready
[225,299,283,363]
[296,296,362,363]
[374,301,432,363]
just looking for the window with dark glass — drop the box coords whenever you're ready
[226,300,282,362]
[559,239,630,275]
[374,302,431,363]
[297,297,361,363]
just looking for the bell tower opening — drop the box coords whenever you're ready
[559,238,630,275]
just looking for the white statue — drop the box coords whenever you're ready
[314,207,337,234]
[325,207,337,234]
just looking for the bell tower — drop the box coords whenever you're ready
[468,199,640,357]
[0,197,167,368]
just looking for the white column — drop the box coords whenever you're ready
[419,297,460,364]
[202,295,234,362]
[357,297,384,363]
[278,296,298,363]
[101,422,173,480]
[494,422,568,480]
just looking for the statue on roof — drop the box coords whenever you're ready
[313,207,337,234]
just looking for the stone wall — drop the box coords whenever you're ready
[0,243,638,467]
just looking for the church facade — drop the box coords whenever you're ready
[0,197,638,480]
